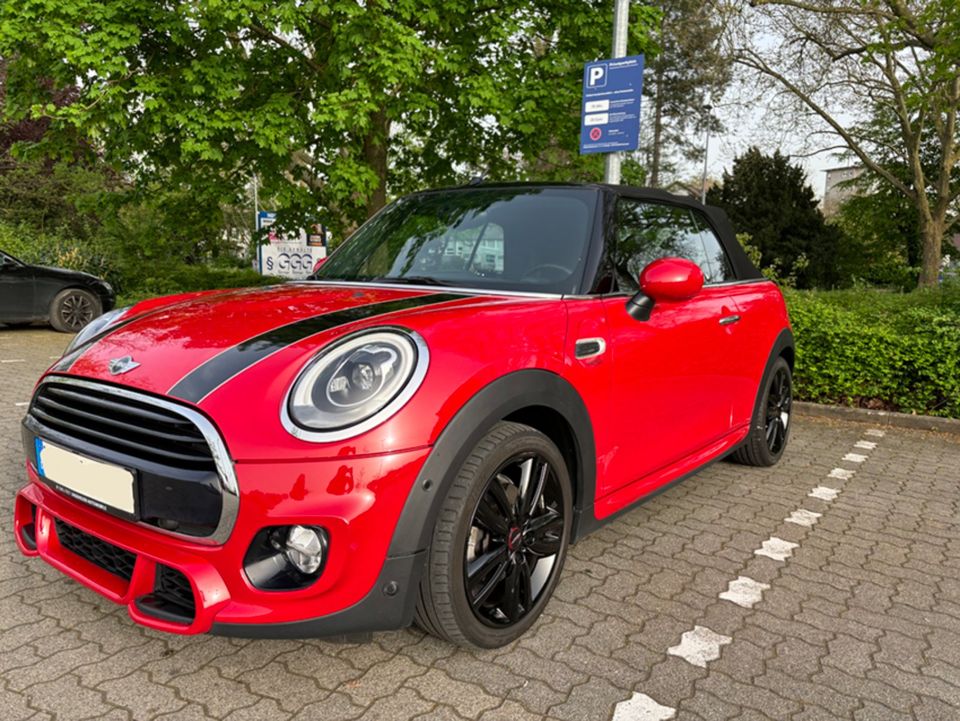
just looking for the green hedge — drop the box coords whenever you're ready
[786,287,960,418]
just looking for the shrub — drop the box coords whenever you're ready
[785,287,960,418]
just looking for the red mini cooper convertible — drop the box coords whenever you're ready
[14,184,794,647]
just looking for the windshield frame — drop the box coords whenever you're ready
[312,185,606,297]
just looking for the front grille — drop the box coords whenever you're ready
[30,381,217,474]
[55,519,136,581]
[155,565,195,616]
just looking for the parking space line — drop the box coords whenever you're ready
[611,428,888,719]
[1,359,26,363]
[666,625,732,668]
[829,467,855,480]
[785,508,822,527]
[809,485,840,501]
[14,402,28,407]
[719,576,770,608]
[612,693,676,721]
[755,536,799,560]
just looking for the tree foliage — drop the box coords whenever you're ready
[0,0,659,237]
[707,147,847,289]
[642,0,732,187]
[733,0,960,288]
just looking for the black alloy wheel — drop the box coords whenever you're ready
[50,288,101,333]
[415,421,572,647]
[732,355,793,467]
[465,452,564,627]
[765,365,792,455]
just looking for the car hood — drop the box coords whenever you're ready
[56,283,484,401]
[33,264,105,284]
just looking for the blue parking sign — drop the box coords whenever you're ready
[579,55,644,155]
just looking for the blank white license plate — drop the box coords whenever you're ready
[36,438,136,515]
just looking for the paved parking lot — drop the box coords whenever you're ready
[1,327,959,721]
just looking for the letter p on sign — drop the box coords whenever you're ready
[588,64,607,88]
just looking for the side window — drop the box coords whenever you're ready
[692,213,736,283]
[613,199,714,291]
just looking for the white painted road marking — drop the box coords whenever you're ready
[854,440,878,450]
[612,693,676,721]
[829,467,855,480]
[1,359,25,363]
[14,402,28,407]
[843,453,868,463]
[809,486,840,501]
[786,509,822,527]
[865,428,886,437]
[667,626,732,668]
[755,537,800,561]
[719,576,770,608]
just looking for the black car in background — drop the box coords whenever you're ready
[0,250,115,332]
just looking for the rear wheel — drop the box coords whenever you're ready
[49,288,101,333]
[733,356,792,466]
[415,421,572,648]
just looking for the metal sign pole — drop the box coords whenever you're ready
[603,0,630,185]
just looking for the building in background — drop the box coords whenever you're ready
[822,165,865,217]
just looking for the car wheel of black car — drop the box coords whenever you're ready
[733,356,793,467]
[49,288,101,333]
[416,421,572,648]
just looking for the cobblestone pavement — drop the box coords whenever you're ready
[1,327,959,721]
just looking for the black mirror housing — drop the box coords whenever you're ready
[625,292,655,321]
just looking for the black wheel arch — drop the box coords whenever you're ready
[387,368,597,558]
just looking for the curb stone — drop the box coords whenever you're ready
[794,400,960,435]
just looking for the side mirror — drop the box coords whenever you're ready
[625,257,704,321]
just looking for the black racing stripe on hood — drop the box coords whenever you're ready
[167,293,463,404]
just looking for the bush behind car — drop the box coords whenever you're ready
[787,286,960,418]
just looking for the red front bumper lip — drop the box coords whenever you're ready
[16,482,229,635]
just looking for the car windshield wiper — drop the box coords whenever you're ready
[372,276,452,287]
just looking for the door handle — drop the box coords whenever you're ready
[719,314,741,326]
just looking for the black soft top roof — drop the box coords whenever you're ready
[413,182,763,283]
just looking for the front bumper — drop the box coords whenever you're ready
[14,444,431,636]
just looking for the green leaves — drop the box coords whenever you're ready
[786,288,960,418]
[0,0,659,236]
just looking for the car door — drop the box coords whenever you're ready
[598,197,742,497]
[0,252,36,322]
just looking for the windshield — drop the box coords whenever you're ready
[314,187,598,294]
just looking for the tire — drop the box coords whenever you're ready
[415,421,572,648]
[49,288,101,333]
[732,356,792,467]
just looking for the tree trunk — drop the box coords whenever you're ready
[650,64,665,188]
[918,211,944,288]
[363,109,389,220]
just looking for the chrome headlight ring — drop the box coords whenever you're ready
[281,328,429,443]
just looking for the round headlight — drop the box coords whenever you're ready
[283,329,428,441]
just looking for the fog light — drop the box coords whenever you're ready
[284,525,325,574]
[243,525,330,590]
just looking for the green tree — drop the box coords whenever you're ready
[736,0,960,288]
[643,0,731,188]
[707,147,848,289]
[0,0,658,238]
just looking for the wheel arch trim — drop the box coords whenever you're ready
[750,328,796,433]
[387,369,597,558]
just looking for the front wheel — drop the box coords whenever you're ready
[415,421,572,648]
[732,356,792,466]
[49,288,101,333]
